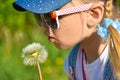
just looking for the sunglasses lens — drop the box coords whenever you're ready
[34,13,58,30]
[34,13,43,27]
[44,14,58,30]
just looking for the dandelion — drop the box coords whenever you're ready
[21,42,48,80]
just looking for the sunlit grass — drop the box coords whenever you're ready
[0,6,69,80]
[0,1,69,79]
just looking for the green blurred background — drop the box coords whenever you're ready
[0,0,120,80]
[0,0,69,80]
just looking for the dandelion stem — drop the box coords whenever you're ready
[37,62,42,80]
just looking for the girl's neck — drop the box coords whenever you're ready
[80,32,107,64]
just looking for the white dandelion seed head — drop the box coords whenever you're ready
[21,42,48,65]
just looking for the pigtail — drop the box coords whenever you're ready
[105,0,120,78]
[108,26,120,78]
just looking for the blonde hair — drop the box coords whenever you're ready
[72,0,120,78]
[106,0,120,78]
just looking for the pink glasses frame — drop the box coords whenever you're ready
[50,2,104,29]
[52,2,104,18]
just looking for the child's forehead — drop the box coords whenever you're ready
[13,0,71,14]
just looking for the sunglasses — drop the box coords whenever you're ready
[34,2,104,30]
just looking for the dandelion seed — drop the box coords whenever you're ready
[21,42,48,66]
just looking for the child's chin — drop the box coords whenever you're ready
[54,44,71,50]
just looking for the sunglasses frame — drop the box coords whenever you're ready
[34,2,104,30]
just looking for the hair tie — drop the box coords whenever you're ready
[97,18,120,40]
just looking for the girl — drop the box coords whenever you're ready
[13,0,120,80]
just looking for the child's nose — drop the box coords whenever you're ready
[44,27,52,36]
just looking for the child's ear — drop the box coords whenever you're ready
[86,3,104,27]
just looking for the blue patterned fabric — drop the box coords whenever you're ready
[103,59,112,80]
[13,0,71,14]
[97,18,120,40]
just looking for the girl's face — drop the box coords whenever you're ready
[43,2,89,50]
